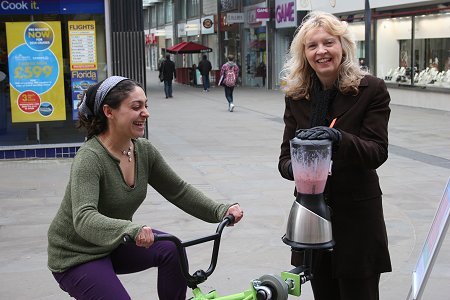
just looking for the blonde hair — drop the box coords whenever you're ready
[281,11,367,99]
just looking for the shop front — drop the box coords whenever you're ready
[375,12,450,91]
[272,0,298,89]
[0,0,106,149]
[242,3,267,88]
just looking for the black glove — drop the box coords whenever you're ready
[296,126,342,146]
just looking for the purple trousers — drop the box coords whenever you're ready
[52,229,187,300]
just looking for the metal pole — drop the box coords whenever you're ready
[364,0,371,70]
[104,0,113,76]
[216,0,223,65]
[36,123,40,144]
[410,15,415,86]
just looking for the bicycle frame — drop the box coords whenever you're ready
[123,215,315,300]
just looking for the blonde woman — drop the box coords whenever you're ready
[278,11,392,300]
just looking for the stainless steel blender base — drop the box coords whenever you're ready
[283,201,334,249]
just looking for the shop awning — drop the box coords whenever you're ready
[166,41,212,54]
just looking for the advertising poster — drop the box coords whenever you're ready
[68,20,98,119]
[71,70,97,119]
[6,21,66,123]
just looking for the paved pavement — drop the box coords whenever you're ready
[0,70,449,300]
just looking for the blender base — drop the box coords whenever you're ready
[282,235,335,250]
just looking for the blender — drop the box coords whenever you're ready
[282,137,335,250]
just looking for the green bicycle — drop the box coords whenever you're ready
[126,215,314,300]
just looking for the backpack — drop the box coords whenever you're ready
[223,65,236,87]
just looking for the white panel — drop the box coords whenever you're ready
[348,22,365,41]
[297,0,437,13]
[370,0,436,9]
[415,14,450,39]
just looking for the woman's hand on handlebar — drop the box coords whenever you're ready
[135,226,154,248]
[226,204,244,225]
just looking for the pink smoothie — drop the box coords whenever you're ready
[294,178,327,194]
[293,164,329,194]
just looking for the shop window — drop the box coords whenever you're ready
[220,0,238,11]
[348,22,367,71]
[377,17,412,85]
[151,6,157,27]
[143,8,150,30]
[165,0,173,24]
[243,26,266,87]
[377,13,450,89]
[157,3,165,26]
[187,0,200,19]
[178,0,186,20]
[0,13,107,146]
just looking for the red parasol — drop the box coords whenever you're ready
[166,41,212,54]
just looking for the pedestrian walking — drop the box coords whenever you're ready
[278,11,392,300]
[47,76,244,300]
[219,55,239,112]
[197,54,212,91]
[158,54,176,99]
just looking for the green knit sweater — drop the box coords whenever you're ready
[47,137,231,273]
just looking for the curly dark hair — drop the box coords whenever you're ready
[76,79,143,139]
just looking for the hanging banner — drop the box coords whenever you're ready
[6,21,66,123]
[68,20,98,119]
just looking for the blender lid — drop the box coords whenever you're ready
[290,137,332,147]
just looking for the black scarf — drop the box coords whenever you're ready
[309,75,338,127]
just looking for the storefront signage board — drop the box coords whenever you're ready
[186,19,200,36]
[256,8,270,21]
[201,16,215,35]
[0,0,104,15]
[68,20,98,120]
[276,0,297,28]
[6,21,66,122]
[226,13,245,24]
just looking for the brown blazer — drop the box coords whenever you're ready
[279,75,392,278]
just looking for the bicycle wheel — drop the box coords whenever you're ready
[258,274,288,300]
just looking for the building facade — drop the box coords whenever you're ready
[1,0,449,156]
[145,0,450,110]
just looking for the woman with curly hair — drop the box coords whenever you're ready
[278,11,392,300]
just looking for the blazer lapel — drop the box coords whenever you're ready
[328,76,369,120]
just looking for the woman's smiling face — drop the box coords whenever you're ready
[109,86,149,139]
[304,27,343,87]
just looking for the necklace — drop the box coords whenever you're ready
[121,145,133,162]
[99,135,133,162]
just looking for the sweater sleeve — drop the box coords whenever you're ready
[70,149,142,246]
[144,142,231,223]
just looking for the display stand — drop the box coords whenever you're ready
[406,178,450,300]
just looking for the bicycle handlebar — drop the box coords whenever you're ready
[123,215,235,288]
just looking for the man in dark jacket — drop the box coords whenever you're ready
[159,54,176,98]
[197,54,212,92]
